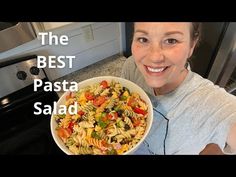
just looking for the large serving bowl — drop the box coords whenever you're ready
[51,76,153,155]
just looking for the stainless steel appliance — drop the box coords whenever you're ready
[0,55,62,154]
[0,22,37,53]
[207,23,236,95]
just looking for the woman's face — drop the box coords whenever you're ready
[132,22,197,94]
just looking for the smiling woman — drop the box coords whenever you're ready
[131,22,199,95]
[121,22,236,155]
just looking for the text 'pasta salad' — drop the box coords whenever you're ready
[54,80,148,155]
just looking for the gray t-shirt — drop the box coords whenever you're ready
[121,56,236,154]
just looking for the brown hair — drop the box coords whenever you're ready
[190,22,202,47]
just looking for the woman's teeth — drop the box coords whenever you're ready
[147,66,166,73]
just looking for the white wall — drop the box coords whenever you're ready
[0,22,122,81]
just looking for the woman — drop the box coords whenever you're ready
[121,22,236,154]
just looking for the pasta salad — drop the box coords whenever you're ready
[54,80,148,155]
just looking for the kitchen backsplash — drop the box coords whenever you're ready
[54,54,126,97]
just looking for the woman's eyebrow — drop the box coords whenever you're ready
[134,29,148,35]
[134,30,184,36]
[164,31,184,36]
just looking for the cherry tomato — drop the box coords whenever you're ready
[57,127,72,139]
[93,96,106,106]
[100,80,108,89]
[85,91,94,100]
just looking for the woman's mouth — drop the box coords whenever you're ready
[146,66,169,75]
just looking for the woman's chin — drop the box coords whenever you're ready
[144,77,165,89]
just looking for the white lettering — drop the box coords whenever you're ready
[43,104,52,115]
[67,56,75,68]
[60,35,69,45]
[70,82,78,91]
[54,101,77,115]
[54,81,61,92]
[57,106,67,114]
[34,79,43,91]
[62,80,69,91]
[36,55,74,69]
[48,56,56,68]
[38,32,68,45]
[49,32,58,45]
[33,101,78,115]
[67,102,77,114]
[37,56,47,68]
[33,79,78,92]
[44,83,51,92]
[34,102,42,115]
[38,32,48,45]
[57,56,66,68]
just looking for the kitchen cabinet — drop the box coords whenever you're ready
[41,22,73,31]
[0,22,121,81]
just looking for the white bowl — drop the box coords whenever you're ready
[51,76,153,155]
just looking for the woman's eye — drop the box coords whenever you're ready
[137,37,148,43]
[165,38,178,45]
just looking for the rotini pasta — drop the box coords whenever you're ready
[123,109,136,118]
[55,79,148,155]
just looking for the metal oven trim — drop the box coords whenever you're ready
[0,22,37,53]
[208,22,236,86]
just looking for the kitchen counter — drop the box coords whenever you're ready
[54,54,127,97]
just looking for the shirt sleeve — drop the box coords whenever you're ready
[120,56,135,80]
[120,62,128,79]
[207,95,236,153]
[210,116,236,148]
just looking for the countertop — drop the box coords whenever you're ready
[54,54,127,97]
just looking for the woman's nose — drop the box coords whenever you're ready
[148,44,164,63]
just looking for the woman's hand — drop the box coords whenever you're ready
[199,143,224,155]
[227,122,236,153]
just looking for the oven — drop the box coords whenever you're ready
[0,55,63,154]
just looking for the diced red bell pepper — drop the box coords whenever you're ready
[133,107,147,115]
[68,122,75,131]
[78,110,85,116]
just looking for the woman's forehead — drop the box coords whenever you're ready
[134,22,191,32]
